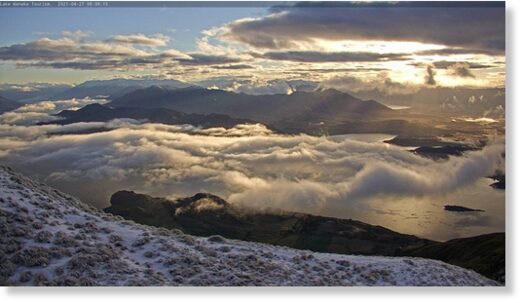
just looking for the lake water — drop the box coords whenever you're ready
[329,133,418,150]
[325,133,505,241]
[328,133,396,143]
[359,178,505,241]
[6,126,503,243]
[384,105,412,110]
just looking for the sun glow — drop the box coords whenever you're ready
[313,39,446,54]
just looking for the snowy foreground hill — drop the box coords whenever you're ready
[0,166,499,286]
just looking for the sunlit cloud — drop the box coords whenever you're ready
[105,33,170,46]
[219,3,504,51]
[0,2,505,91]
[0,117,504,219]
[0,97,108,125]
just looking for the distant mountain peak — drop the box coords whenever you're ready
[76,78,191,88]
[108,85,394,132]
[0,94,22,113]
[48,101,258,129]
[51,78,194,100]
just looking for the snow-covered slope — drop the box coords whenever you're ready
[0,166,499,286]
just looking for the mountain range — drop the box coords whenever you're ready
[0,79,506,122]
[0,95,20,113]
[51,103,258,129]
[29,83,412,136]
[51,78,192,101]
[352,87,505,117]
[398,233,505,283]
[0,79,192,103]
[1,78,504,142]
[29,81,490,139]
[108,86,393,123]
[0,83,72,103]
[105,190,432,256]
[105,85,404,135]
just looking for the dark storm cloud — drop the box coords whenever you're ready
[222,3,505,51]
[254,51,407,62]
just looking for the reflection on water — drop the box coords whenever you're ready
[329,133,395,143]
[329,133,417,150]
[384,105,412,110]
[359,178,504,241]
[10,128,503,243]
[325,133,505,241]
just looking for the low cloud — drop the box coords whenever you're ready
[196,77,319,95]
[412,61,486,79]
[0,111,504,222]
[0,97,108,125]
[424,65,436,86]
[431,61,492,70]
[448,62,476,78]
[321,74,418,95]
[0,98,505,241]
[0,82,71,92]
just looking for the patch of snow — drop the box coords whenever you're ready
[0,166,500,286]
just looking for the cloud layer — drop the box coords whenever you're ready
[0,108,504,216]
[221,3,505,51]
[105,34,170,46]
[0,97,108,125]
[0,33,242,71]
[0,2,506,90]
[0,98,505,240]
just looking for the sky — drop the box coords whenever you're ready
[0,2,506,240]
[0,1,506,91]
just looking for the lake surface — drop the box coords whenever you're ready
[357,178,505,241]
[329,133,396,143]
[324,133,505,241]
[5,126,503,243]
[383,104,412,110]
[329,133,418,150]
